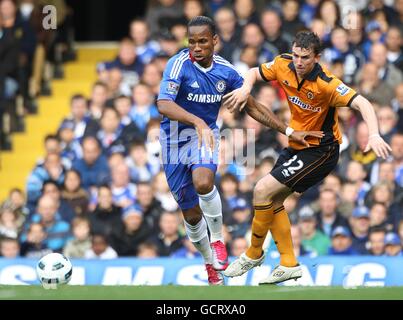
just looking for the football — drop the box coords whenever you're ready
[36,253,73,289]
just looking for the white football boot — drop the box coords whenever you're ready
[259,264,302,285]
[223,252,265,277]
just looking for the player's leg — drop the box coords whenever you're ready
[192,165,228,271]
[182,205,223,285]
[259,143,340,284]
[224,174,292,277]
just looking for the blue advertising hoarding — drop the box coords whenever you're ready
[0,256,402,286]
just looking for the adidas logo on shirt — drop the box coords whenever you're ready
[191,81,200,88]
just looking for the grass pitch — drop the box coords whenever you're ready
[0,285,402,300]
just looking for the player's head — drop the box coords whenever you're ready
[291,31,322,77]
[187,16,218,67]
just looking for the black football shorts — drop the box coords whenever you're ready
[270,142,339,193]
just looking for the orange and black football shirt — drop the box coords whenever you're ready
[259,54,358,150]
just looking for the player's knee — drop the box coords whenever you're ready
[253,180,271,202]
[184,213,202,226]
[194,179,214,195]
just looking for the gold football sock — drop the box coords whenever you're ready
[246,202,274,260]
[270,206,298,267]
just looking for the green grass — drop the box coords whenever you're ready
[0,285,402,300]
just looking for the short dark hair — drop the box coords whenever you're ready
[292,31,322,55]
[188,16,216,36]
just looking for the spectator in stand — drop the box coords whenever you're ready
[59,94,93,143]
[328,226,358,255]
[390,132,403,188]
[110,204,152,256]
[129,19,160,65]
[384,232,402,256]
[368,202,394,233]
[20,223,51,258]
[129,83,160,134]
[114,95,142,138]
[26,152,66,209]
[109,162,137,209]
[313,0,341,45]
[281,0,305,36]
[377,106,398,144]
[126,141,159,184]
[145,0,183,38]
[1,188,30,218]
[226,197,252,239]
[0,205,22,239]
[0,8,18,101]
[41,180,75,223]
[89,185,124,239]
[0,237,20,258]
[299,0,321,27]
[171,238,202,258]
[72,136,110,190]
[298,205,331,256]
[345,161,372,207]
[21,195,71,252]
[58,119,83,163]
[135,182,163,233]
[63,217,91,259]
[368,226,386,256]
[230,236,248,257]
[316,189,348,237]
[84,233,118,259]
[322,27,365,85]
[367,43,403,90]
[87,81,108,120]
[339,121,378,178]
[356,63,395,106]
[149,210,185,256]
[214,7,240,62]
[97,38,144,96]
[233,0,259,28]
[136,242,159,258]
[385,26,403,71]
[349,206,371,254]
[61,169,89,217]
[141,62,162,97]
[152,171,178,211]
[260,9,290,57]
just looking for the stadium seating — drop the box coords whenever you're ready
[0,47,117,201]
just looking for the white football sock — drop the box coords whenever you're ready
[184,218,213,264]
[198,186,224,243]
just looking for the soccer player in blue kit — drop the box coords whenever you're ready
[157,16,324,285]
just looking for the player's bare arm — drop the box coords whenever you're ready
[350,95,392,159]
[243,95,324,147]
[157,99,215,151]
[224,67,262,113]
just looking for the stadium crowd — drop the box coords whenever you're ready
[1,0,403,260]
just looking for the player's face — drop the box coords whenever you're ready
[188,25,218,67]
[292,44,320,78]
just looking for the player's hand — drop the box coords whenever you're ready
[194,119,215,152]
[364,134,392,159]
[223,87,250,113]
[290,130,325,147]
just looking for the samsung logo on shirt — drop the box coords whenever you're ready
[187,93,222,103]
[289,96,321,113]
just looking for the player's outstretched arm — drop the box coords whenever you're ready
[350,95,392,159]
[157,99,215,151]
[242,95,324,147]
[224,67,261,113]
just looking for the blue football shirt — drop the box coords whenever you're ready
[158,49,243,142]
